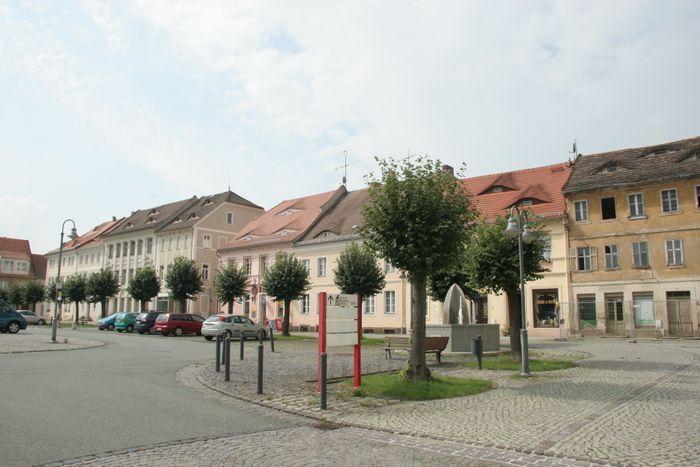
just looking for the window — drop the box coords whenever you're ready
[605,294,624,323]
[120,270,127,285]
[384,291,396,314]
[226,212,233,224]
[384,260,395,273]
[108,245,114,259]
[574,200,588,222]
[577,294,597,328]
[695,185,700,209]
[176,236,181,250]
[300,294,310,314]
[137,240,143,255]
[601,197,616,220]
[666,239,683,266]
[203,235,212,248]
[129,241,135,255]
[632,241,649,268]
[533,290,558,328]
[260,256,268,274]
[122,242,128,256]
[160,239,165,252]
[633,292,654,326]
[185,235,190,249]
[302,259,310,272]
[628,193,645,218]
[363,295,376,315]
[660,188,679,213]
[574,246,597,271]
[159,266,164,281]
[542,235,551,261]
[146,238,153,254]
[244,257,252,275]
[128,268,134,283]
[79,255,83,265]
[201,264,209,280]
[317,258,326,277]
[604,245,619,270]
[116,243,121,257]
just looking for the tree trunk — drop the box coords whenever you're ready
[180,298,187,313]
[74,302,80,324]
[406,273,431,381]
[227,301,233,315]
[101,299,107,319]
[507,289,522,360]
[141,300,147,312]
[282,299,291,336]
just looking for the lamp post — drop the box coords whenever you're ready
[504,207,534,377]
[50,219,78,343]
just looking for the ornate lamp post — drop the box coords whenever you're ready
[504,207,534,377]
[50,219,78,343]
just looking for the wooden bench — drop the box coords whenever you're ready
[384,335,449,363]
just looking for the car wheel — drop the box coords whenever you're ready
[37,319,45,326]
[161,331,169,336]
[98,326,104,331]
[226,330,233,339]
[126,325,134,333]
[174,327,183,337]
[137,330,144,335]
[108,324,115,331]
[117,329,123,333]
[8,321,21,334]
[204,336,213,341]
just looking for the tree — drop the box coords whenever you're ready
[63,274,88,323]
[464,215,547,358]
[214,263,249,315]
[362,156,476,381]
[334,242,386,301]
[428,256,480,303]
[22,281,46,312]
[6,283,24,308]
[87,269,120,318]
[127,267,161,312]
[165,256,203,313]
[47,279,58,302]
[262,253,310,336]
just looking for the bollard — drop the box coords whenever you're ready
[258,328,264,345]
[269,327,275,353]
[477,335,483,370]
[215,334,222,372]
[320,352,327,410]
[240,332,246,360]
[221,334,227,365]
[224,336,231,382]
[257,344,264,394]
[472,335,483,370]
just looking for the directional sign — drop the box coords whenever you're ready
[326,294,358,347]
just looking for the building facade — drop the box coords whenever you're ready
[0,237,47,315]
[563,137,700,337]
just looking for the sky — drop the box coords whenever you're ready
[1,0,699,255]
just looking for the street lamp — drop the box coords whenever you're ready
[50,219,78,343]
[504,206,534,377]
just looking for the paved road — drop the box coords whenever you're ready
[1,327,307,466]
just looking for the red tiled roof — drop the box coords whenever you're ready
[461,162,573,220]
[46,218,124,255]
[31,254,47,280]
[0,237,32,257]
[221,188,344,250]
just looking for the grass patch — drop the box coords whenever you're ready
[349,372,492,401]
[465,353,574,372]
[361,337,384,346]
[272,334,316,341]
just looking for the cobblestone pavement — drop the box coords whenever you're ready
[0,331,105,353]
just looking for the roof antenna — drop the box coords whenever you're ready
[227,164,231,191]
[335,150,357,186]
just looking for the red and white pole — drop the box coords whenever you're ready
[317,292,327,393]
[353,294,363,388]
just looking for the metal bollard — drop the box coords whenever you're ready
[472,335,483,370]
[320,352,327,410]
[215,334,222,372]
[258,328,264,345]
[240,332,246,360]
[269,328,275,353]
[224,336,231,382]
[257,344,264,394]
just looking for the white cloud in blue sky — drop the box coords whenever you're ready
[1,0,699,253]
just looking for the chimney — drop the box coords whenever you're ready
[442,164,455,178]
[112,216,117,221]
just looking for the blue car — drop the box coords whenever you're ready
[97,313,119,331]
[0,298,28,334]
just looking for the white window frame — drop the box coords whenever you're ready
[226,212,234,225]
[384,260,395,273]
[660,188,679,213]
[604,244,619,270]
[302,259,311,272]
[201,264,210,281]
[203,234,212,248]
[317,257,326,278]
[542,235,552,262]
[665,239,683,266]
[573,246,597,271]
[574,200,588,222]
[244,257,252,275]
[363,295,376,315]
[632,241,649,268]
[628,193,645,218]
[300,294,310,315]
[384,291,396,315]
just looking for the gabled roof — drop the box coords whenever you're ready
[103,197,199,238]
[46,217,124,255]
[31,254,47,280]
[461,162,572,220]
[0,237,32,259]
[158,190,263,233]
[297,188,370,244]
[220,187,346,251]
[563,136,700,194]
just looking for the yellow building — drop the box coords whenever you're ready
[563,136,700,337]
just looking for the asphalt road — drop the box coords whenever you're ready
[1,327,308,466]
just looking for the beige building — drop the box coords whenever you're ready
[1,237,47,315]
[563,136,700,337]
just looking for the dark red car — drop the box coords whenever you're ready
[154,313,205,336]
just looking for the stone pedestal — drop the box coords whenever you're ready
[426,324,500,353]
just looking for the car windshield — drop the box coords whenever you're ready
[137,313,148,320]
[205,316,223,322]
[156,314,169,321]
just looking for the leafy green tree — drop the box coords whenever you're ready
[6,283,24,308]
[362,156,476,381]
[464,215,547,358]
[165,256,203,313]
[87,269,120,318]
[127,267,161,312]
[428,256,480,303]
[63,274,88,323]
[334,242,386,305]
[47,279,58,302]
[214,263,250,315]
[22,281,46,312]
[0,287,8,302]
[262,253,311,336]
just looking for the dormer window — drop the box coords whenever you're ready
[188,213,198,220]
[520,199,533,206]
[173,217,182,223]
[148,209,159,216]
[125,222,134,229]
[202,198,213,206]
[277,229,290,236]
[243,235,253,241]
[278,208,300,216]
[146,217,157,224]
[489,186,505,193]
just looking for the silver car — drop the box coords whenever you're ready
[18,310,46,325]
[201,315,266,341]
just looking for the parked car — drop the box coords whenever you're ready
[201,314,266,341]
[18,310,46,325]
[135,311,162,334]
[97,313,119,331]
[0,299,28,334]
[115,312,139,333]
[154,313,205,336]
